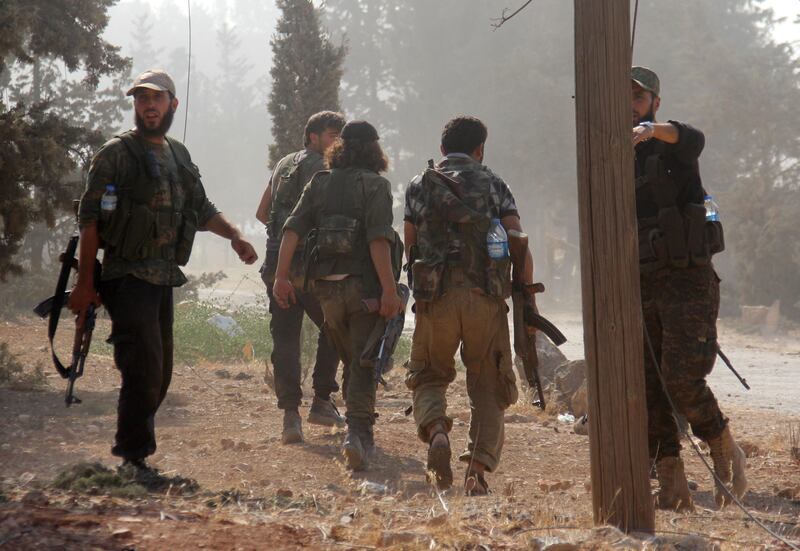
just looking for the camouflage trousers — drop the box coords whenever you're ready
[313,276,384,426]
[406,279,517,472]
[641,264,728,461]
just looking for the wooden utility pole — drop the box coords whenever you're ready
[573,0,655,533]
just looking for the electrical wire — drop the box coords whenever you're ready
[631,0,640,53]
[183,0,192,143]
[643,326,800,550]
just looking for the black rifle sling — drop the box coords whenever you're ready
[48,236,79,378]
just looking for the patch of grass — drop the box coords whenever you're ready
[52,462,199,498]
[53,463,148,499]
[172,301,273,364]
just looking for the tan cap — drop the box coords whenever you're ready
[126,69,176,97]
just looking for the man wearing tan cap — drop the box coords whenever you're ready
[69,69,258,472]
[631,66,747,511]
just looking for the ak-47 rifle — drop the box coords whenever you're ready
[361,284,411,387]
[508,230,567,410]
[33,201,101,406]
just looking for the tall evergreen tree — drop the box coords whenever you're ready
[268,0,345,165]
[0,0,130,279]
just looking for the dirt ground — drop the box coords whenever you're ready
[1,309,799,550]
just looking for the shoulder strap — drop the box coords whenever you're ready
[164,136,195,171]
[116,130,147,167]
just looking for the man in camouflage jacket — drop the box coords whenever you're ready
[404,116,535,495]
[69,69,257,471]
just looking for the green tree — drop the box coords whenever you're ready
[268,0,345,165]
[0,0,130,279]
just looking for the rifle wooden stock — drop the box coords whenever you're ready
[508,230,528,284]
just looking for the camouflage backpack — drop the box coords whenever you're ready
[410,162,509,301]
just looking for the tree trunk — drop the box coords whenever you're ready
[573,0,655,533]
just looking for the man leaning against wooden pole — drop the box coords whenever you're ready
[573,0,655,533]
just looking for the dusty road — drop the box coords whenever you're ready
[0,306,798,550]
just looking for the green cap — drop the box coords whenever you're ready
[126,69,177,97]
[631,66,660,97]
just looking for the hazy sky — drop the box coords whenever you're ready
[111,0,798,99]
[128,0,799,44]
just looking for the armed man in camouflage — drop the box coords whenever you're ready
[632,66,747,510]
[69,69,258,471]
[255,112,347,443]
[272,120,404,471]
[404,116,535,495]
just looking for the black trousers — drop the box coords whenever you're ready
[100,276,173,461]
[265,282,341,410]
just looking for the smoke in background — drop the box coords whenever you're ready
[4,0,798,317]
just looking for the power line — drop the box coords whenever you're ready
[183,0,192,143]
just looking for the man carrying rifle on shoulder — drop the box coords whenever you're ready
[69,69,257,472]
[403,116,538,496]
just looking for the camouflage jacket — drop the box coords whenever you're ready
[79,131,219,287]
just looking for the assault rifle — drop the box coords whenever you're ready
[361,284,411,387]
[508,230,567,410]
[33,201,101,406]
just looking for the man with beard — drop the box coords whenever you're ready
[255,112,347,444]
[631,66,746,511]
[69,69,258,471]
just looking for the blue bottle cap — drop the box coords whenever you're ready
[105,184,116,191]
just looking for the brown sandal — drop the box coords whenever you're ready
[464,470,490,496]
[426,431,453,491]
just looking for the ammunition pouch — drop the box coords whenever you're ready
[315,214,361,257]
[411,259,444,301]
[638,205,725,273]
[485,256,512,298]
[638,149,724,273]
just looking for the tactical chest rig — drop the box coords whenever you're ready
[304,169,402,292]
[410,162,511,301]
[267,151,317,243]
[100,131,203,266]
[636,142,724,273]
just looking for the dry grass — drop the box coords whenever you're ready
[790,422,800,464]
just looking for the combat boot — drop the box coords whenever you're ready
[342,419,371,471]
[654,456,694,512]
[281,410,303,445]
[342,430,366,471]
[707,426,748,507]
[307,396,345,427]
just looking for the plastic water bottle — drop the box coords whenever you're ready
[101,184,117,221]
[704,194,719,222]
[487,218,509,259]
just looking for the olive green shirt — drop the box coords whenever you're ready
[284,168,395,279]
[79,133,219,287]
